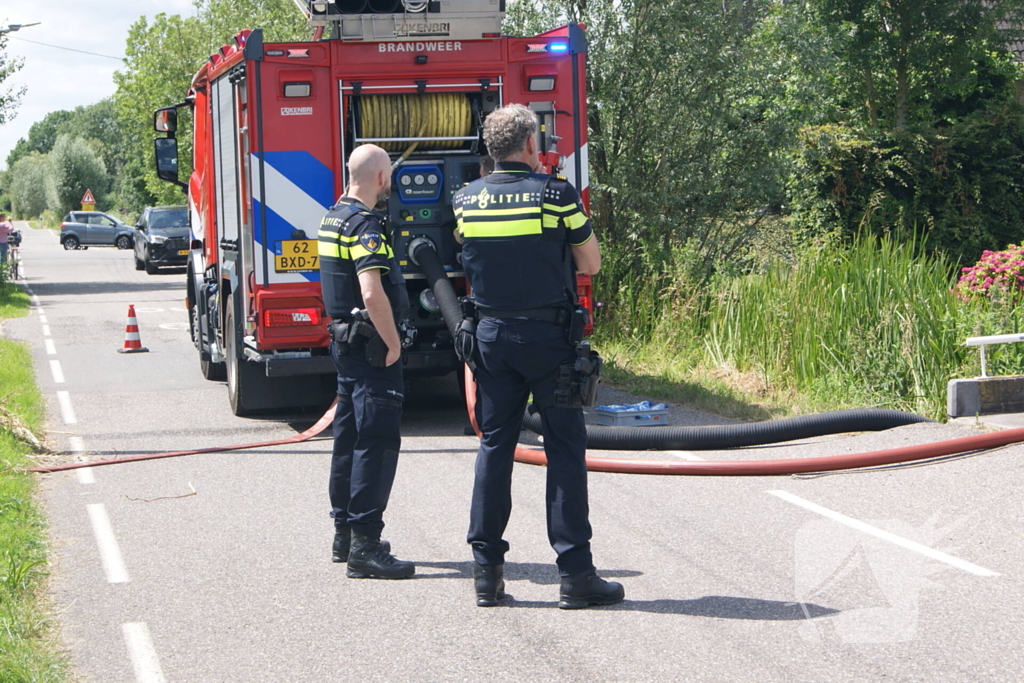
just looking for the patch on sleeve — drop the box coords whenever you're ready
[359,232,383,253]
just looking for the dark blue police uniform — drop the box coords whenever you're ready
[318,197,409,540]
[454,161,596,577]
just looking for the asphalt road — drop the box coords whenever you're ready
[6,222,1024,682]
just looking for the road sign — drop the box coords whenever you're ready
[81,189,96,211]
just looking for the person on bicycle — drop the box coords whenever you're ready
[0,213,14,265]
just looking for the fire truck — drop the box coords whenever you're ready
[153,0,593,415]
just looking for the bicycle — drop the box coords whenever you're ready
[4,244,20,281]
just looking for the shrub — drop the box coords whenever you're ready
[954,245,1024,303]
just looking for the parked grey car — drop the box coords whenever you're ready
[133,205,190,274]
[60,211,135,250]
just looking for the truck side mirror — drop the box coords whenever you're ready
[154,108,177,133]
[154,138,180,184]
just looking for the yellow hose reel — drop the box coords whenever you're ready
[359,93,473,160]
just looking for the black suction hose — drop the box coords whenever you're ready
[411,239,463,342]
[411,238,933,451]
[523,409,932,451]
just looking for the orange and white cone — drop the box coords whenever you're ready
[117,304,149,354]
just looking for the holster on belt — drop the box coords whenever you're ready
[328,314,381,364]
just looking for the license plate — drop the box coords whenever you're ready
[275,240,319,272]
[177,249,189,256]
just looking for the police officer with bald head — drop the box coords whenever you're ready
[319,143,414,580]
[454,104,624,609]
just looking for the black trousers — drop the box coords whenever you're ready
[328,342,404,539]
[467,318,594,577]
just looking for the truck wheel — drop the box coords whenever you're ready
[225,306,249,415]
[193,301,226,381]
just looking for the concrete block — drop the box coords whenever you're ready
[947,375,1024,417]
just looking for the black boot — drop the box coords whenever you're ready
[473,563,505,607]
[332,528,390,563]
[558,568,625,609]
[346,532,415,579]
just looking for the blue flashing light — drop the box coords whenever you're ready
[549,43,569,52]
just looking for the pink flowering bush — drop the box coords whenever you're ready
[955,245,1024,302]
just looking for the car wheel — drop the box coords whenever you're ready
[63,235,79,250]
[116,235,132,250]
[134,254,145,270]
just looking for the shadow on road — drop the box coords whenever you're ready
[417,561,838,618]
[416,560,642,585]
[32,280,185,297]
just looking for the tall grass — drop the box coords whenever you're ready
[701,233,962,417]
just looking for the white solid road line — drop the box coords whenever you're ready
[45,339,56,355]
[69,437,94,484]
[50,360,65,383]
[86,504,130,584]
[667,451,706,461]
[768,490,1000,577]
[122,622,166,683]
[56,391,77,424]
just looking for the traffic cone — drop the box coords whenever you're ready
[117,304,149,354]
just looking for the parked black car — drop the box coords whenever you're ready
[60,211,134,250]
[133,206,190,274]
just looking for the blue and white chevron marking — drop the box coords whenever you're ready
[250,151,334,284]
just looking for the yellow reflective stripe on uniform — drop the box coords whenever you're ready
[460,219,543,237]
[317,228,359,242]
[454,206,464,217]
[350,243,395,260]
[461,207,542,218]
[318,241,351,258]
[563,211,588,229]
[542,203,578,215]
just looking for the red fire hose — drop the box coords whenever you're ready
[26,366,1023,476]
[462,366,1023,475]
[27,400,338,474]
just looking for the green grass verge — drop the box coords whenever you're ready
[0,284,69,682]
[594,233,1016,422]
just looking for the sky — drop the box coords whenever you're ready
[0,0,197,170]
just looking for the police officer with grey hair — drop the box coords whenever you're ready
[454,104,624,609]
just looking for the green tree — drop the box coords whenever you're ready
[8,152,50,218]
[4,109,74,169]
[0,31,25,127]
[807,0,1024,131]
[46,135,108,216]
[113,0,307,211]
[506,1,793,332]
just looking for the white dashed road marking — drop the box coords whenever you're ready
[39,314,48,324]
[122,622,166,683]
[769,490,999,577]
[50,360,65,383]
[86,504,130,584]
[42,325,51,337]
[45,339,56,355]
[76,467,96,485]
[158,322,189,331]
[56,391,77,424]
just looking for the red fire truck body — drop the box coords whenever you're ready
[154,4,591,415]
